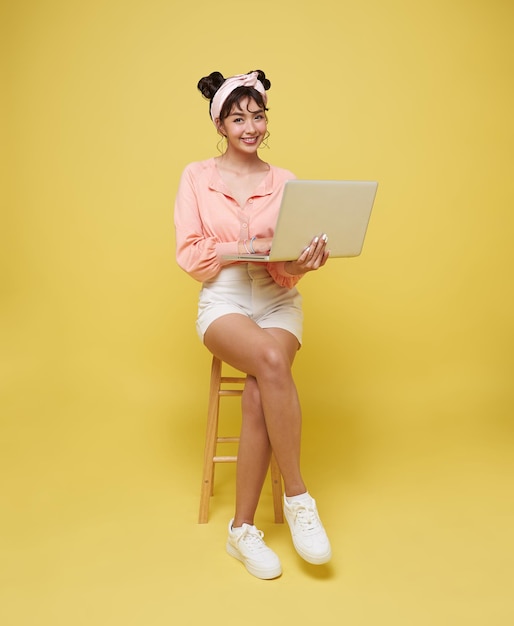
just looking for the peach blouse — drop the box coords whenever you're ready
[174,158,303,288]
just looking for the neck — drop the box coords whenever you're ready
[218,148,266,173]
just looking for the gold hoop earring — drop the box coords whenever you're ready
[216,135,227,154]
[259,130,270,150]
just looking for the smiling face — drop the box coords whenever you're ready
[217,97,268,155]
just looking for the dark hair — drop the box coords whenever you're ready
[197,70,271,121]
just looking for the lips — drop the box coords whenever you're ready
[242,137,258,144]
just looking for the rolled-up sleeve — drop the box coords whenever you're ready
[266,261,304,289]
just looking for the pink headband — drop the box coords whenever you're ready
[210,71,267,125]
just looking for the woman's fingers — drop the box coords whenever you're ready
[309,233,328,262]
[295,233,328,270]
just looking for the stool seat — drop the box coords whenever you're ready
[199,355,284,524]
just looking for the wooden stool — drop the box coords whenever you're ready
[199,355,284,524]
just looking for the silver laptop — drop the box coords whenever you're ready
[222,179,378,262]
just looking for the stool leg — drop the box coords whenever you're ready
[198,356,284,524]
[198,357,222,524]
[270,453,284,523]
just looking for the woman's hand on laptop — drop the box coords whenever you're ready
[284,234,330,275]
[253,237,273,255]
[238,237,273,255]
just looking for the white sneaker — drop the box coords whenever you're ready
[283,494,332,565]
[226,519,282,579]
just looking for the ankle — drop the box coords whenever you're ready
[284,484,307,498]
[233,517,254,529]
[284,491,312,505]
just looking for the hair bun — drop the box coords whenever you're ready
[252,69,271,91]
[197,72,225,100]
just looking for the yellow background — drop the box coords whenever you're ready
[1,0,513,624]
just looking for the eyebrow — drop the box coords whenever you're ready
[227,108,264,118]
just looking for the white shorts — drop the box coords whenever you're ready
[196,263,303,344]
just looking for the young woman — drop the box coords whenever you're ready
[174,70,332,579]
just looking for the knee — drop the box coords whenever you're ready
[256,343,291,381]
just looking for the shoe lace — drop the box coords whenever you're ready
[290,503,321,534]
[237,526,268,553]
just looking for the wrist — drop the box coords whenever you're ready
[284,261,300,275]
[239,237,258,255]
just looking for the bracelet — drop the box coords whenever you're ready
[250,236,257,254]
[243,239,251,254]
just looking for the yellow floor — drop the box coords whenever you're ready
[1,355,513,626]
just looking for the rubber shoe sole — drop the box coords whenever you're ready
[226,541,282,579]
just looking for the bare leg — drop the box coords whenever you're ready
[204,314,307,526]
[234,375,272,525]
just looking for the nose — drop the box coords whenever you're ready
[244,120,257,134]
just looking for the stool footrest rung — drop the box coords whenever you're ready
[213,455,238,463]
[220,376,246,384]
